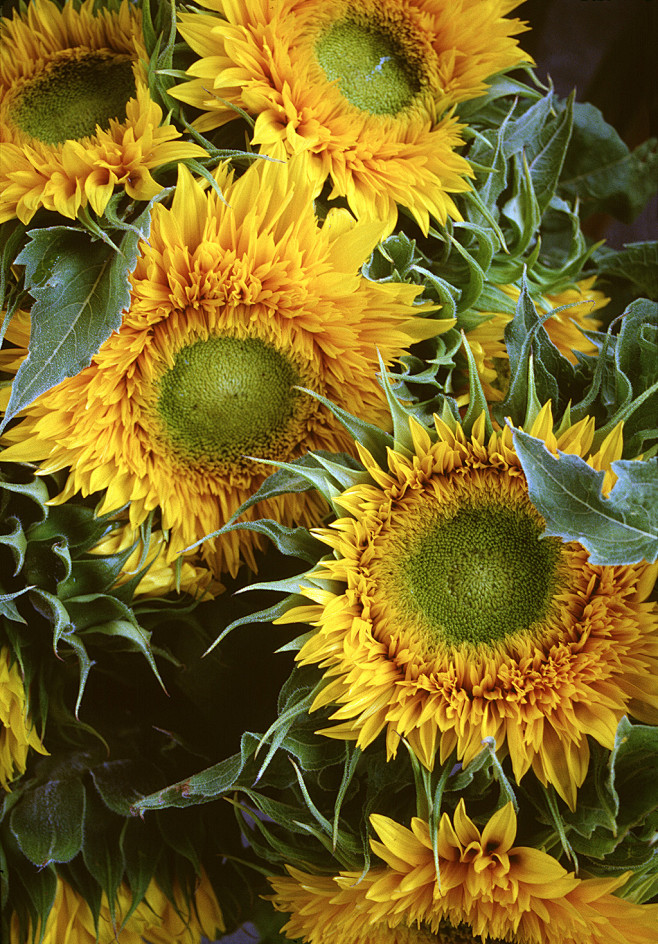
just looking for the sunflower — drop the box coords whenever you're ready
[461,278,609,402]
[9,871,225,944]
[172,0,531,234]
[0,0,205,223]
[0,158,449,577]
[269,800,658,944]
[277,403,658,808]
[89,524,223,599]
[0,647,47,790]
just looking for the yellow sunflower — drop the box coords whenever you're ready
[0,647,47,790]
[89,524,223,600]
[277,403,658,808]
[0,158,449,577]
[461,277,609,402]
[9,871,225,944]
[269,800,658,944]
[0,0,206,223]
[172,0,531,234]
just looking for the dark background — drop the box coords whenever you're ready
[520,0,657,245]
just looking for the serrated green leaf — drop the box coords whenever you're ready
[570,298,658,457]
[527,94,573,214]
[10,779,85,866]
[2,226,138,428]
[501,92,556,159]
[512,429,658,564]
[560,103,658,221]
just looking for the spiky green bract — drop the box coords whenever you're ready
[0,465,183,720]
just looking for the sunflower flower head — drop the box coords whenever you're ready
[0,157,450,577]
[10,872,225,944]
[277,401,658,808]
[172,0,531,233]
[0,647,47,790]
[462,277,610,403]
[88,523,223,600]
[0,0,205,222]
[269,801,658,943]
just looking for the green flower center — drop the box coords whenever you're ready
[9,53,136,145]
[156,336,304,466]
[379,499,562,649]
[315,18,420,115]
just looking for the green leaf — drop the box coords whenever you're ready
[594,244,658,300]
[82,618,167,692]
[459,332,494,440]
[560,104,658,221]
[526,94,573,215]
[81,789,126,923]
[512,428,658,564]
[91,759,165,817]
[120,817,162,916]
[7,854,57,944]
[570,298,658,457]
[495,278,576,426]
[0,515,28,575]
[2,225,139,428]
[608,717,658,834]
[132,738,257,812]
[204,520,324,565]
[10,779,85,866]
[28,587,73,649]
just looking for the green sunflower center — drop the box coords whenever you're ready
[9,53,136,145]
[156,336,303,466]
[315,18,420,115]
[383,500,562,649]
